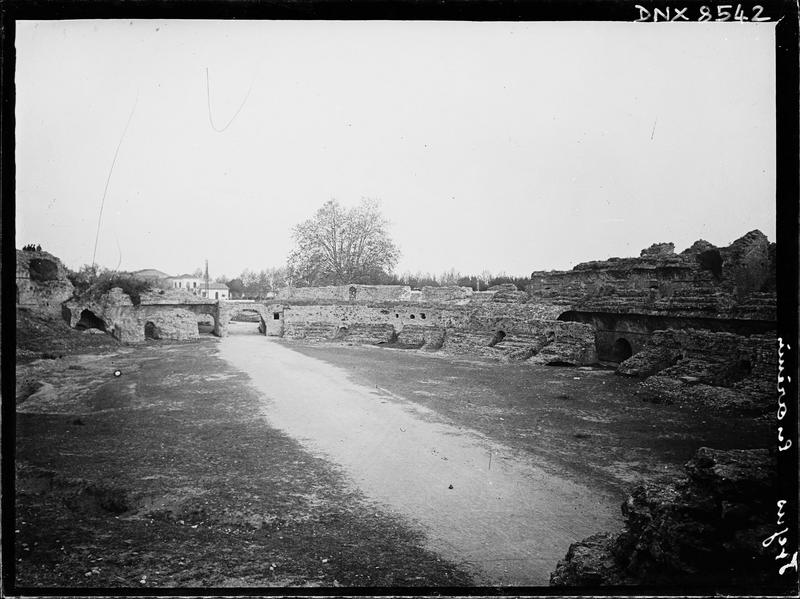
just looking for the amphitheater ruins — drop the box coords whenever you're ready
[14,229,782,586]
[15,229,777,414]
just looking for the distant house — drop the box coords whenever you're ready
[165,275,229,300]
[201,282,230,301]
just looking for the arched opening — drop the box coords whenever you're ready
[334,325,349,340]
[76,309,106,332]
[349,286,357,301]
[230,308,264,335]
[232,309,260,323]
[611,338,633,363]
[144,321,159,339]
[197,313,216,334]
[488,330,506,347]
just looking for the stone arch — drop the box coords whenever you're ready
[227,304,270,335]
[334,325,349,340]
[185,304,222,337]
[76,309,107,332]
[611,337,633,362]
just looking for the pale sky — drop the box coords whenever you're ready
[16,20,776,280]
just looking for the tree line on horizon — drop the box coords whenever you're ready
[66,199,529,300]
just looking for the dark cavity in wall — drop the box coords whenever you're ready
[144,321,159,339]
[197,315,215,334]
[697,248,723,278]
[611,338,633,363]
[29,258,59,282]
[488,330,506,347]
[76,309,106,332]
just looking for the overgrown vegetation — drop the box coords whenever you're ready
[67,265,153,306]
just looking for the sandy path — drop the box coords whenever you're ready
[219,326,622,585]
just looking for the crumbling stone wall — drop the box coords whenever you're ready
[419,286,473,302]
[617,329,775,414]
[16,249,74,317]
[528,230,776,323]
[550,448,779,590]
[276,284,413,303]
[63,288,221,343]
[281,304,442,343]
[277,301,597,364]
[558,312,774,362]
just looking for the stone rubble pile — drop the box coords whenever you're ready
[550,447,777,588]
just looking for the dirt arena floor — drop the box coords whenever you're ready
[14,321,770,588]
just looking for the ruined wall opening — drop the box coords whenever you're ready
[230,308,264,335]
[144,321,159,339]
[697,249,723,278]
[76,309,106,332]
[611,338,633,363]
[273,312,280,320]
[488,330,506,347]
[29,258,59,282]
[334,326,349,340]
[197,313,216,334]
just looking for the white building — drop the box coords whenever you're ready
[166,275,229,300]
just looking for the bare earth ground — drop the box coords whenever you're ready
[220,327,623,585]
[15,333,473,588]
[14,318,771,589]
[286,337,771,495]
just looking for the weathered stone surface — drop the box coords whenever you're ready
[616,346,679,378]
[419,285,473,302]
[64,288,220,343]
[618,329,774,414]
[636,376,769,414]
[550,533,629,586]
[139,307,200,341]
[528,231,776,322]
[551,447,777,588]
[640,242,675,257]
[276,284,413,303]
[16,250,75,316]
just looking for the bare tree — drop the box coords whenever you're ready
[287,199,400,286]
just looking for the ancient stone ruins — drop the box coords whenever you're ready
[19,230,775,411]
[14,229,781,587]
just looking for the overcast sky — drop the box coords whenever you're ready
[16,20,776,280]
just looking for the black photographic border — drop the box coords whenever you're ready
[1,1,797,596]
